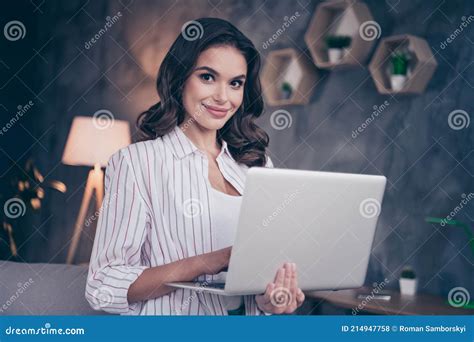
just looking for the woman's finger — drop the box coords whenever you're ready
[293,263,299,289]
[262,282,274,306]
[282,263,292,290]
[296,288,305,306]
[274,266,285,288]
[289,263,297,305]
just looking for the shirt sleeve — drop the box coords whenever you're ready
[253,297,272,316]
[85,149,149,315]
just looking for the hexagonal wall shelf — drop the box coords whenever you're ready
[304,0,376,69]
[261,48,319,106]
[369,34,438,94]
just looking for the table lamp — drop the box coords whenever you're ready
[62,116,131,264]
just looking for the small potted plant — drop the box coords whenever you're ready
[280,81,293,100]
[399,266,417,296]
[325,35,352,64]
[390,51,409,91]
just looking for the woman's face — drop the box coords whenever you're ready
[182,45,247,131]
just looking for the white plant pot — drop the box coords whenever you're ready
[390,75,407,92]
[328,48,344,64]
[281,89,292,100]
[399,278,417,296]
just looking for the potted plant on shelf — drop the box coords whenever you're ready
[325,35,352,64]
[390,51,409,91]
[280,81,293,100]
[399,266,417,296]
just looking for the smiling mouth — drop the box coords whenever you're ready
[202,103,232,117]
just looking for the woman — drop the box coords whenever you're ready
[86,17,305,315]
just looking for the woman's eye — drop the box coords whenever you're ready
[199,73,214,82]
[230,80,244,89]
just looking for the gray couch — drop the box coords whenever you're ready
[0,260,109,315]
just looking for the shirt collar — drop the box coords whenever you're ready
[163,125,232,160]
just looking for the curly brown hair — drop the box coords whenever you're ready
[137,17,269,167]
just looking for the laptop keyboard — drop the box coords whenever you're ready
[201,282,225,289]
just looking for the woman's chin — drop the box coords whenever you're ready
[209,122,227,131]
[200,117,230,130]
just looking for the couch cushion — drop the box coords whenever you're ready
[0,261,109,315]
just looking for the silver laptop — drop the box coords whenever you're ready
[167,167,386,296]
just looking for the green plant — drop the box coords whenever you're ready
[426,216,474,309]
[391,51,409,75]
[281,81,293,94]
[325,35,352,49]
[400,266,416,279]
[425,216,474,257]
[0,159,67,258]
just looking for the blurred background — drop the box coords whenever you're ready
[0,0,472,315]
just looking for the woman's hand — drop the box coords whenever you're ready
[199,247,232,275]
[255,263,305,314]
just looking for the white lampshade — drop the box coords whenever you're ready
[62,116,131,168]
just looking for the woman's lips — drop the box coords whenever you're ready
[203,103,230,118]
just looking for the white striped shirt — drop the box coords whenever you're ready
[85,125,272,315]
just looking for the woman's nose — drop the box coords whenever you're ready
[213,83,229,103]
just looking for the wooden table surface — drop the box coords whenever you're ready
[305,286,474,315]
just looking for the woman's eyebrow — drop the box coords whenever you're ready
[194,66,246,79]
[232,74,246,80]
[194,66,219,75]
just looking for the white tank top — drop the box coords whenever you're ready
[209,187,243,310]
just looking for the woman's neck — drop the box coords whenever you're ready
[178,123,220,157]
